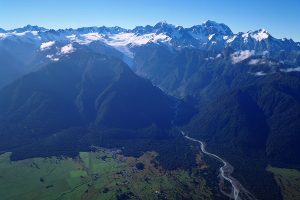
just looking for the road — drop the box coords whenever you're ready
[181,131,258,200]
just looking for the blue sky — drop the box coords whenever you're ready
[0,0,299,41]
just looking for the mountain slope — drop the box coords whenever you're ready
[0,21,299,199]
[185,72,300,200]
[132,40,300,199]
[0,48,178,160]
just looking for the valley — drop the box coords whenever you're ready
[0,17,299,200]
[0,148,213,200]
[181,131,257,200]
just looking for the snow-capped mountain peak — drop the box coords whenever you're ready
[0,21,299,67]
[251,29,270,41]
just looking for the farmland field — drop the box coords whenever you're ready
[0,148,213,200]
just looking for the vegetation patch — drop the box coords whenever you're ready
[267,166,300,200]
[0,148,213,200]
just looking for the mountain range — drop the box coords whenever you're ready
[0,21,299,90]
[0,21,299,200]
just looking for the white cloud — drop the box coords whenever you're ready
[40,41,55,51]
[66,34,77,41]
[0,31,41,41]
[61,44,76,54]
[13,31,28,36]
[280,67,300,73]
[31,31,39,36]
[231,50,255,64]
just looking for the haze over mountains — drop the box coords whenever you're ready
[0,21,299,200]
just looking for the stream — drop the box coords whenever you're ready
[181,131,258,200]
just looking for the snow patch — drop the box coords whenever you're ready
[252,29,269,41]
[216,53,222,59]
[208,34,215,41]
[66,33,103,45]
[46,54,59,61]
[226,35,237,43]
[248,59,261,65]
[242,32,250,42]
[105,32,171,58]
[106,32,170,47]
[80,33,103,44]
[252,71,267,76]
[231,50,255,64]
[204,57,215,61]
[280,67,300,73]
[61,44,76,54]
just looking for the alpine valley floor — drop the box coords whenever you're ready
[0,148,218,200]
